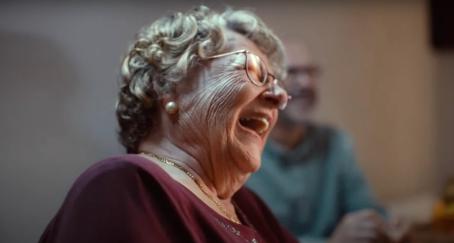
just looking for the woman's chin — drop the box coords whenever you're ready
[248,155,262,173]
[226,131,264,176]
[233,150,262,174]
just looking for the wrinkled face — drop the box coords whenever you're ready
[175,31,288,178]
[280,43,320,124]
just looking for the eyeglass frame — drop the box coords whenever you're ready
[204,49,281,89]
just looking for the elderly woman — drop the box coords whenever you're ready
[39,6,296,243]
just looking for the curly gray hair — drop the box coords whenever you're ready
[116,5,286,153]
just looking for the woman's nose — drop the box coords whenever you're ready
[262,82,289,110]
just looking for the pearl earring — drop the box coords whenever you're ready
[165,101,178,114]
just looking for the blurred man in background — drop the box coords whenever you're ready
[247,41,393,243]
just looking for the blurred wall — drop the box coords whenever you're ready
[0,0,453,242]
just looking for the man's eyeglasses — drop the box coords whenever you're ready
[205,49,281,89]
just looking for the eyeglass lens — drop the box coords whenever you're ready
[245,52,268,86]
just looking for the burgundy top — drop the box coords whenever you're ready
[39,155,297,243]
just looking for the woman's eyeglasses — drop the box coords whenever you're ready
[205,49,281,89]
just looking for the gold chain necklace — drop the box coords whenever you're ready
[142,152,241,224]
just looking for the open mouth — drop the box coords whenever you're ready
[239,116,270,135]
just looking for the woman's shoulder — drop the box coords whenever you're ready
[40,155,191,243]
[81,154,162,179]
[88,153,156,170]
[67,154,168,198]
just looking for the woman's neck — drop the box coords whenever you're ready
[139,138,205,178]
[138,135,224,197]
[138,137,241,223]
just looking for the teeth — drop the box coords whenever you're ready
[239,116,271,135]
[257,117,269,134]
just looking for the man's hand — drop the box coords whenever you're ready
[329,209,393,243]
